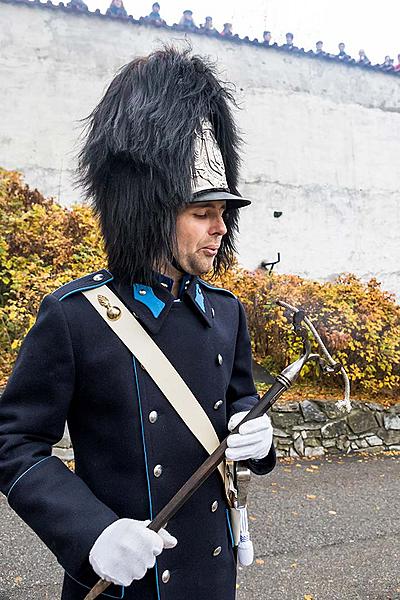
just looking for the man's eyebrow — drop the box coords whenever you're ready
[191,203,226,209]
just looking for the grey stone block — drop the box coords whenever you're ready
[272,401,299,412]
[276,438,293,447]
[378,428,400,445]
[275,449,288,458]
[322,439,336,448]
[292,422,322,431]
[272,427,291,438]
[365,402,384,412]
[271,412,301,429]
[348,410,378,434]
[366,435,383,446]
[300,400,327,423]
[314,400,348,419]
[383,413,400,430]
[304,446,325,457]
[321,420,348,438]
[294,436,304,455]
[305,437,323,448]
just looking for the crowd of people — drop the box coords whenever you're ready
[62,0,400,73]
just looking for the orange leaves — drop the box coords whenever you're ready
[1,168,400,400]
[0,169,106,385]
[211,262,400,400]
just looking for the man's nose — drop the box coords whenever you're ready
[210,215,227,236]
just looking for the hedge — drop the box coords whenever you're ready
[1,168,399,398]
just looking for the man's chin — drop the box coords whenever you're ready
[184,259,214,277]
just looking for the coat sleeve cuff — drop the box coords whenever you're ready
[247,443,276,475]
[7,455,119,575]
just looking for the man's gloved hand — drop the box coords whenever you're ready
[89,518,177,587]
[226,411,273,461]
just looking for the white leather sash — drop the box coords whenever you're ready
[82,286,225,482]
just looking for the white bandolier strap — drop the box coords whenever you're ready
[82,285,226,483]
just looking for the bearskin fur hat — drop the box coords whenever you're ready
[77,45,249,285]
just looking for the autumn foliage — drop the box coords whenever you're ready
[1,169,399,398]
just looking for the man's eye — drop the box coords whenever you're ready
[194,213,207,218]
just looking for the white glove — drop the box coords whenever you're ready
[89,518,177,587]
[226,411,273,461]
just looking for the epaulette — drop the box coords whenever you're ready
[52,269,113,302]
[198,279,236,299]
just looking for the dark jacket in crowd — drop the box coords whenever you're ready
[106,3,127,17]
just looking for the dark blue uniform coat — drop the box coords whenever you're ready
[0,269,276,599]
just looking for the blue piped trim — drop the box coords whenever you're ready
[225,509,235,548]
[65,571,124,598]
[194,283,206,312]
[7,456,51,500]
[132,357,161,600]
[198,280,236,298]
[133,284,165,318]
[58,277,114,302]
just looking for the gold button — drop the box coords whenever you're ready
[139,289,147,295]
[149,411,158,424]
[217,354,223,366]
[161,569,170,583]
[211,500,218,512]
[213,400,223,410]
[153,464,163,478]
[213,546,222,556]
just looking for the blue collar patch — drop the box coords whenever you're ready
[194,283,206,313]
[133,284,166,318]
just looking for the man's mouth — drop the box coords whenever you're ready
[201,246,219,256]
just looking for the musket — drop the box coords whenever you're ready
[84,301,350,600]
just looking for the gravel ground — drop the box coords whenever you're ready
[0,451,399,600]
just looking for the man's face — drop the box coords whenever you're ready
[175,201,227,275]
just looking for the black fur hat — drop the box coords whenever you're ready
[77,45,247,285]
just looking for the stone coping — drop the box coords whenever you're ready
[51,399,400,460]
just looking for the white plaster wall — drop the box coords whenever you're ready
[1,1,399,297]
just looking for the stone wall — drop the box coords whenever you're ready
[1,0,400,298]
[271,400,400,458]
[52,401,400,461]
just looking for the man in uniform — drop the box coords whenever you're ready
[0,47,276,599]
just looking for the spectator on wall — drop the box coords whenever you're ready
[220,22,233,37]
[394,54,400,72]
[315,40,325,55]
[337,42,351,60]
[357,49,371,66]
[145,3,166,25]
[380,55,394,71]
[200,16,215,33]
[178,9,197,30]
[106,0,127,18]
[282,32,296,50]
[263,31,272,45]
[67,0,88,10]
